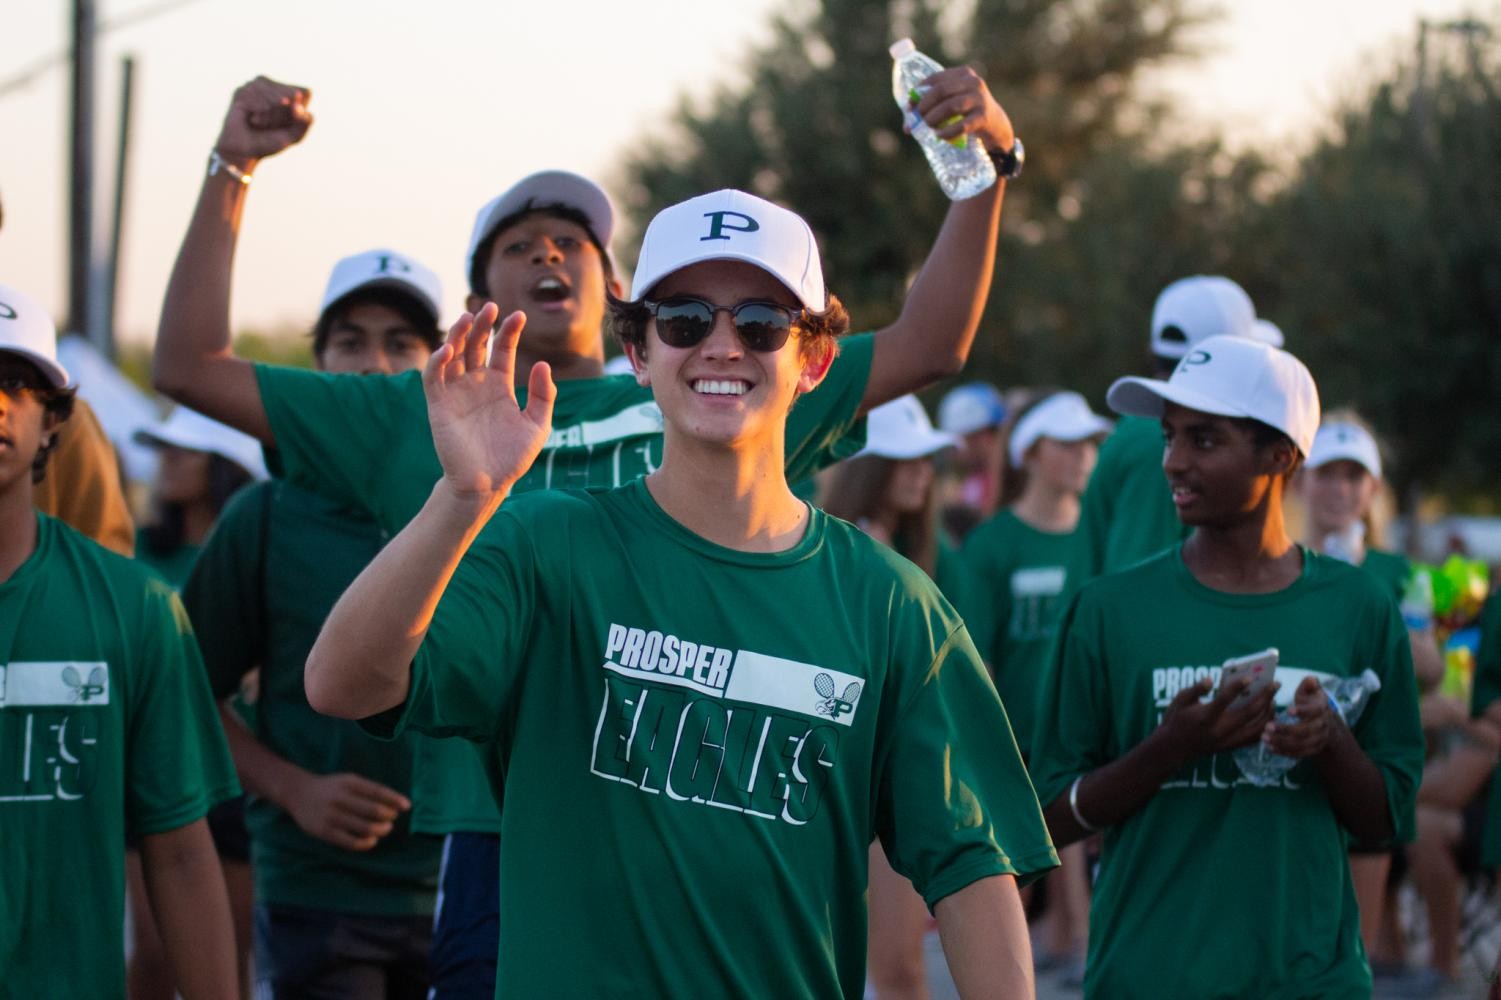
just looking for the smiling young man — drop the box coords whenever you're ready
[1029,336,1424,999]
[177,249,446,998]
[302,189,1055,999]
[0,283,241,998]
[154,72,1025,995]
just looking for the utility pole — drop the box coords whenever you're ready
[104,55,136,361]
[68,0,98,342]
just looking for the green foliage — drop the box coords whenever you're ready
[618,1,1501,499]
[616,0,1211,342]
[1235,33,1501,500]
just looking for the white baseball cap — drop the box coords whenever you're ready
[466,171,617,291]
[1007,391,1113,467]
[1150,275,1257,360]
[938,382,1007,436]
[856,395,956,460]
[319,249,443,325]
[133,407,269,481]
[1307,421,1382,479]
[629,189,827,312]
[1251,318,1286,349]
[0,283,69,388]
[1107,335,1321,456]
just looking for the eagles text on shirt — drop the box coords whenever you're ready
[0,661,109,803]
[590,623,865,826]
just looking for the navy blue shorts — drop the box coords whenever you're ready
[427,832,500,999]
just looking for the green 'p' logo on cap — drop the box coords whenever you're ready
[1183,350,1212,367]
[701,211,759,242]
[0,302,16,321]
[375,254,410,274]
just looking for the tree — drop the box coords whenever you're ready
[614,0,1221,399]
[1234,25,1501,503]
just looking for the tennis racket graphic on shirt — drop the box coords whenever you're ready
[814,672,862,719]
[62,666,107,703]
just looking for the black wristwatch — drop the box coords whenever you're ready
[989,137,1024,180]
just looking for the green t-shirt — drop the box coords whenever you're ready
[181,481,441,916]
[1,514,240,996]
[366,480,1057,998]
[1030,546,1423,1000]
[255,333,874,835]
[960,509,1084,754]
[133,529,200,590]
[1074,415,1186,581]
[889,534,979,635]
[1470,595,1501,867]
[1359,547,1411,603]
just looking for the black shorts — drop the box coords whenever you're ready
[255,903,431,998]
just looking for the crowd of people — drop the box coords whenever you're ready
[1,62,1497,1000]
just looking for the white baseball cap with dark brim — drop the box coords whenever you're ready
[320,249,443,325]
[134,406,269,481]
[856,395,957,460]
[1150,275,1257,360]
[629,189,827,312]
[1007,391,1113,467]
[0,283,69,388]
[1307,421,1382,479]
[1107,335,1320,456]
[466,171,617,289]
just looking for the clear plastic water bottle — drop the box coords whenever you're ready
[1232,670,1383,787]
[889,38,997,200]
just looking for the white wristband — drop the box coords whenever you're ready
[207,149,252,185]
[1069,775,1100,833]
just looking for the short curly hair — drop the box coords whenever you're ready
[607,290,849,371]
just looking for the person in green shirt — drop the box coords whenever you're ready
[1300,414,1443,687]
[1032,334,1425,999]
[1074,275,1259,583]
[127,405,265,1000]
[153,69,1025,996]
[936,380,1008,540]
[820,393,974,613]
[304,187,1056,998]
[0,282,241,998]
[180,248,448,997]
[961,387,1110,977]
[1297,412,1445,974]
[132,406,265,589]
[818,393,977,999]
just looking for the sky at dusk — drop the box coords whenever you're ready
[0,0,1486,343]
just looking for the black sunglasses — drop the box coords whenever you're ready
[643,296,802,353]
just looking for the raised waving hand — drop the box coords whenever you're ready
[424,303,556,503]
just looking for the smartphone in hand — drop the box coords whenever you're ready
[1219,648,1279,708]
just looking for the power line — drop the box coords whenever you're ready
[0,0,205,99]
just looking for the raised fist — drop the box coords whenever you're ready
[214,75,313,164]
